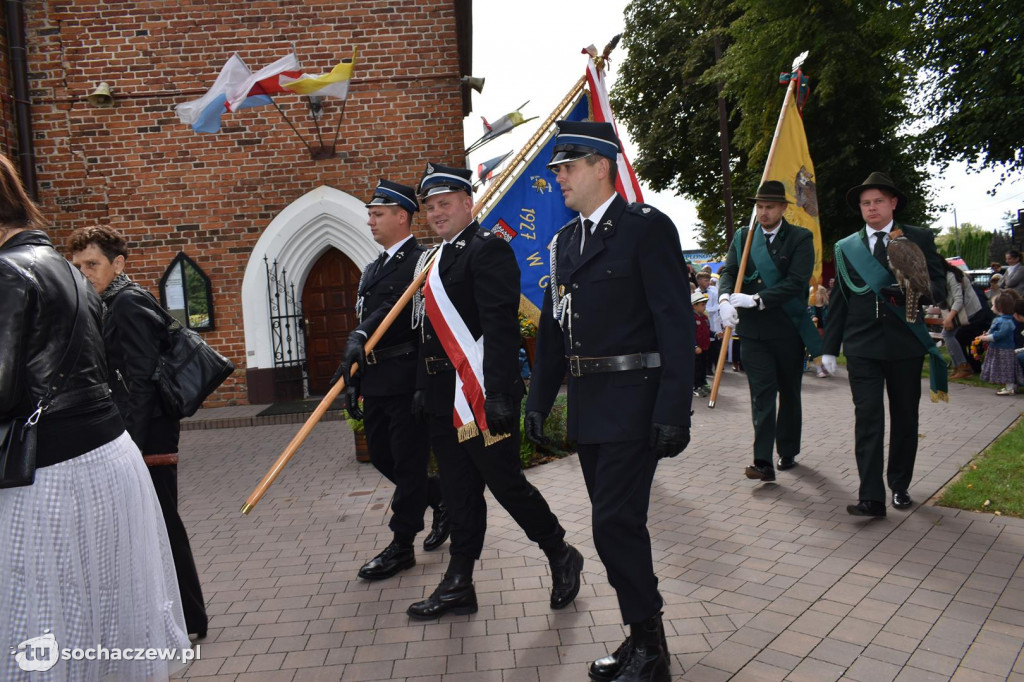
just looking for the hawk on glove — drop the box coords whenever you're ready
[886,228,931,323]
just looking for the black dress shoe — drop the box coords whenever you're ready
[777,456,796,471]
[423,503,450,551]
[548,544,584,609]
[846,500,886,517]
[407,574,478,619]
[744,463,776,482]
[892,490,913,509]
[357,541,415,581]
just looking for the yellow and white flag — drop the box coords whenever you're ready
[281,49,357,100]
[766,89,822,284]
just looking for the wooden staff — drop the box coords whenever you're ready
[708,52,807,408]
[241,192,508,514]
[242,249,435,514]
[242,37,622,513]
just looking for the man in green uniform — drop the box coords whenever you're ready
[718,180,819,482]
[822,172,946,516]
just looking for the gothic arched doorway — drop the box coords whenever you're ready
[302,248,362,396]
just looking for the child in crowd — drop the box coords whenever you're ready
[976,292,1024,395]
[692,290,711,397]
[1013,300,1024,374]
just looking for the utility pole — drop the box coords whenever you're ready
[953,207,962,258]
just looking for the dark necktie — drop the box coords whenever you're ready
[374,252,388,275]
[580,218,595,255]
[765,231,774,246]
[873,232,888,267]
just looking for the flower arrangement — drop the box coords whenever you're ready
[518,311,537,338]
[970,337,986,363]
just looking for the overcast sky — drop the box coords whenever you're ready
[464,0,1024,250]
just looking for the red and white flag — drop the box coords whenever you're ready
[585,55,644,203]
[422,246,507,446]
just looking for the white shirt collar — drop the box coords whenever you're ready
[581,192,618,231]
[382,234,413,260]
[444,222,475,245]
[761,220,783,238]
[866,220,894,239]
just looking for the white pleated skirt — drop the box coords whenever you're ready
[0,432,191,681]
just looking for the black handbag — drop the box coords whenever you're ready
[138,289,234,419]
[0,261,88,488]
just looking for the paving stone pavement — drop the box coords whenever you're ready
[172,370,1024,681]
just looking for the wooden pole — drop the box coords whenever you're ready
[241,248,437,515]
[708,55,806,408]
[243,37,622,513]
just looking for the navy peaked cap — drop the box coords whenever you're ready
[417,163,473,199]
[365,179,419,213]
[547,120,622,168]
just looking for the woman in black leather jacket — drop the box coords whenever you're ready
[0,155,191,680]
[70,225,208,640]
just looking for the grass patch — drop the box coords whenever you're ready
[937,414,1024,518]
[834,345,999,389]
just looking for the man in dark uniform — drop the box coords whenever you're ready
[822,172,946,516]
[717,180,819,482]
[524,121,692,682]
[406,163,583,620]
[334,179,449,581]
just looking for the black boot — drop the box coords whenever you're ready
[546,542,584,609]
[422,502,450,551]
[406,574,477,620]
[357,540,415,581]
[609,614,669,682]
[589,614,669,681]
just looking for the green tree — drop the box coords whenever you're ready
[613,0,742,257]
[935,222,992,268]
[613,0,935,255]
[908,0,1024,180]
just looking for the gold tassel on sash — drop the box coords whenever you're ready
[456,420,511,446]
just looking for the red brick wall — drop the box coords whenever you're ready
[8,1,468,405]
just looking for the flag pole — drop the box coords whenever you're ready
[267,95,315,156]
[241,183,511,515]
[708,51,807,408]
[474,34,621,215]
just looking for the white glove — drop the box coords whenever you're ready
[719,300,739,328]
[730,292,758,309]
[821,354,838,375]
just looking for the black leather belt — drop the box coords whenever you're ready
[47,384,112,413]
[567,352,661,378]
[424,356,454,374]
[366,340,417,365]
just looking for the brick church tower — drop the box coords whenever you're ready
[0,0,473,405]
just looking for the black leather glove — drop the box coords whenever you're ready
[412,389,427,424]
[336,332,367,388]
[344,376,364,421]
[880,285,906,307]
[484,394,517,436]
[649,423,690,459]
[524,411,550,447]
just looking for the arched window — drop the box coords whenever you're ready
[159,252,215,331]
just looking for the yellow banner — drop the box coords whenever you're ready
[766,90,822,285]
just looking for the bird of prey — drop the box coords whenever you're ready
[886,228,931,322]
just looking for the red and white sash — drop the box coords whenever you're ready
[423,246,507,445]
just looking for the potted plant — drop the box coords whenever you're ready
[345,404,371,463]
[519,311,538,368]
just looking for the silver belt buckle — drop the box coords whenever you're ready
[365,349,378,365]
[569,356,583,378]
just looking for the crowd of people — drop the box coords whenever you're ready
[3,114,1021,680]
